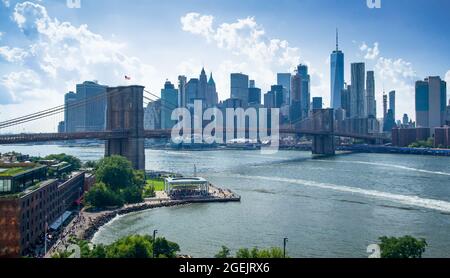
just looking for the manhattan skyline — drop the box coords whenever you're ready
[0,0,449,132]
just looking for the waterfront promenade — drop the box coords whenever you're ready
[48,185,240,257]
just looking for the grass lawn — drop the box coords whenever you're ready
[0,167,30,177]
[146,179,165,191]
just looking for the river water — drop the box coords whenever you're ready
[2,145,450,258]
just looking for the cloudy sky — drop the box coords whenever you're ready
[0,0,449,132]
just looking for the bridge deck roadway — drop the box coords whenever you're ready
[0,129,389,145]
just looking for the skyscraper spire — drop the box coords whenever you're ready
[336,28,339,51]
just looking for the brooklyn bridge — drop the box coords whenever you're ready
[0,85,390,170]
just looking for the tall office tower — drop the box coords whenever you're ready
[64,91,77,132]
[389,90,396,120]
[290,64,310,121]
[248,82,262,105]
[297,64,311,119]
[383,109,396,132]
[185,78,199,106]
[277,73,292,105]
[178,75,187,108]
[249,80,256,88]
[415,76,447,128]
[350,63,366,118]
[264,91,275,109]
[330,29,344,109]
[198,68,208,101]
[231,73,249,106]
[144,100,162,130]
[269,85,284,108]
[160,80,179,129]
[366,71,376,118]
[312,97,323,111]
[64,81,107,133]
[402,114,409,126]
[340,83,351,118]
[207,73,218,106]
[383,93,388,119]
[446,101,450,125]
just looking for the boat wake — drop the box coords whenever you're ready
[313,160,450,177]
[231,174,450,213]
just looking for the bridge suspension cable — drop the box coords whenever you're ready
[0,87,126,130]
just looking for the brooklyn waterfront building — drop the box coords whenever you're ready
[415,76,447,129]
[330,30,344,109]
[0,158,86,258]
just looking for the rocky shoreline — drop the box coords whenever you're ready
[82,200,190,241]
[82,190,241,242]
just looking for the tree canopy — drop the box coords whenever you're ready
[44,153,82,170]
[56,235,180,259]
[379,236,427,258]
[215,246,286,258]
[95,156,134,191]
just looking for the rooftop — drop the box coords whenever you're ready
[165,177,208,185]
[0,164,47,178]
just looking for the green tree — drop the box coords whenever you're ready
[84,182,124,208]
[153,237,180,258]
[95,156,134,191]
[45,153,82,170]
[143,184,156,198]
[105,235,153,258]
[121,186,144,204]
[235,247,285,258]
[215,246,231,258]
[379,236,427,258]
[84,161,98,169]
[133,170,146,188]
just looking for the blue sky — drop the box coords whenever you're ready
[0,0,449,132]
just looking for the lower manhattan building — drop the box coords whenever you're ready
[350,63,366,118]
[415,76,447,129]
[160,80,179,130]
[64,81,108,133]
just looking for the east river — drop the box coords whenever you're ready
[1,145,450,258]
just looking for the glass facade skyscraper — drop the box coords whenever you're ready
[64,81,107,133]
[330,30,344,109]
[231,73,249,106]
[350,63,366,118]
[415,76,447,129]
[161,80,179,129]
[277,73,291,105]
[366,71,376,118]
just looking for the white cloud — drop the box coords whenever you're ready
[2,0,10,8]
[180,13,214,39]
[374,57,417,120]
[180,12,301,99]
[0,46,29,62]
[360,42,380,60]
[0,1,156,132]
